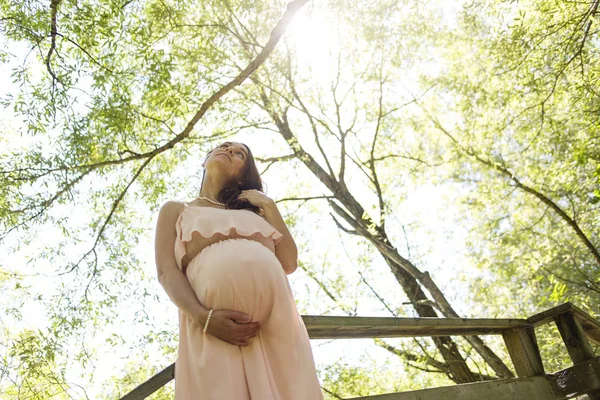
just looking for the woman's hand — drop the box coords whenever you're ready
[237,189,274,209]
[205,309,260,346]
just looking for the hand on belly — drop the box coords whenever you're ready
[187,239,286,334]
[204,309,261,346]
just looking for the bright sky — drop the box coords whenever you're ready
[0,1,484,398]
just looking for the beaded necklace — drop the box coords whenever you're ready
[195,196,226,207]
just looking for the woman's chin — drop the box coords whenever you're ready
[207,159,232,173]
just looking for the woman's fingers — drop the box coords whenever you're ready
[230,330,258,346]
[234,329,257,342]
[209,309,260,346]
[241,332,257,341]
[220,322,258,342]
[231,320,259,334]
[225,310,252,322]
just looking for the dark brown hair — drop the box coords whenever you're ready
[201,143,263,214]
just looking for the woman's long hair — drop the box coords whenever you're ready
[201,143,263,214]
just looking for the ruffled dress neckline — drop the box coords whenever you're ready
[174,204,283,273]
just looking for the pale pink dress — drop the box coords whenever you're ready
[173,204,323,400]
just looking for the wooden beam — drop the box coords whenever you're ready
[302,315,529,339]
[528,302,600,345]
[119,363,174,400]
[346,376,560,400]
[348,356,600,400]
[528,302,575,326]
[502,327,545,378]
[548,356,600,400]
[554,312,595,364]
[573,310,600,346]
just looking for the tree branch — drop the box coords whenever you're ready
[281,51,337,177]
[64,154,156,276]
[275,195,334,203]
[427,111,600,267]
[358,270,397,317]
[3,169,93,239]
[5,0,307,227]
[370,67,387,227]
[329,213,359,235]
[46,0,63,85]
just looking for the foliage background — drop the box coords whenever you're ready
[0,0,598,398]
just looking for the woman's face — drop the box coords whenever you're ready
[205,141,249,182]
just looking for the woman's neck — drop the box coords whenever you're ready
[198,173,229,200]
[198,187,219,200]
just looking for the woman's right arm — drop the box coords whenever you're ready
[155,201,209,326]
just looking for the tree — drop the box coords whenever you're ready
[232,0,515,383]
[418,0,600,320]
[1,0,598,397]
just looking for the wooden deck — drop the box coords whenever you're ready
[120,302,600,400]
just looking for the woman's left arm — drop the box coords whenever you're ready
[238,190,298,274]
[262,200,298,274]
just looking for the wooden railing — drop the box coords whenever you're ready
[120,302,600,400]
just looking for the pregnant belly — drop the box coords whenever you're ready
[186,238,287,322]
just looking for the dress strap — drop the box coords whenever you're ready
[177,201,189,217]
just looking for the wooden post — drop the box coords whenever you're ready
[502,327,545,378]
[120,363,175,400]
[553,312,599,400]
[554,311,595,364]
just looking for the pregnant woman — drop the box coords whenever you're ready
[154,141,323,399]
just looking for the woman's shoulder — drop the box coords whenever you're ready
[159,200,188,216]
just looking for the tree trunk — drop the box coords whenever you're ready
[383,254,477,383]
[256,104,515,381]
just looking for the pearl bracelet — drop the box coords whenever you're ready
[203,309,214,333]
